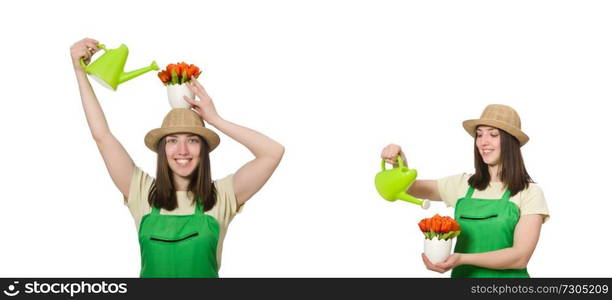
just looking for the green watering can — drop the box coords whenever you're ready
[80,43,159,90]
[375,156,430,209]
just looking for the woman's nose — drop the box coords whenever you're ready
[177,140,189,154]
[477,136,489,147]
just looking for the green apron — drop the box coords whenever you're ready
[451,186,529,278]
[138,200,220,278]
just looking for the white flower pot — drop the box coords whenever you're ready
[424,238,453,264]
[167,84,194,109]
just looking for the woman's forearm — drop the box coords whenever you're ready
[74,69,111,140]
[408,180,442,201]
[208,116,284,159]
[459,247,530,270]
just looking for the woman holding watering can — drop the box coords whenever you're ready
[71,38,284,277]
[380,104,549,277]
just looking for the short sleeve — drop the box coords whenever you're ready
[437,173,470,207]
[124,166,155,228]
[517,184,550,223]
[209,174,242,228]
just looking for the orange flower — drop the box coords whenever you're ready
[166,64,179,76]
[451,221,460,232]
[157,70,170,83]
[159,62,202,85]
[187,64,200,79]
[418,214,461,240]
[441,219,452,233]
[178,62,188,76]
[433,218,442,232]
[418,219,428,232]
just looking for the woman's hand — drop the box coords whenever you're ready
[422,253,462,274]
[381,143,406,165]
[70,38,100,72]
[183,78,221,125]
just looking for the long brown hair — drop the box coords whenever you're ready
[148,135,217,211]
[468,128,534,196]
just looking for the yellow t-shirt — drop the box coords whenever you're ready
[437,173,550,223]
[123,166,242,269]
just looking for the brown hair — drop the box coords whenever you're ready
[468,128,534,196]
[148,135,217,211]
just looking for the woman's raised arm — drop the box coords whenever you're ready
[71,38,134,198]
[183,79,284,206]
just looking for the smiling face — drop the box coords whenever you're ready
[476,126,501,166]
[164,133,202,178]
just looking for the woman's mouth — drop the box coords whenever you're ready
[174,158,192,166]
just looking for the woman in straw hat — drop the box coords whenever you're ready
[380,104,549,278]
[71,38,284,277]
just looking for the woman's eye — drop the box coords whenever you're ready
[167,139,177,144]
[189,138,200,143]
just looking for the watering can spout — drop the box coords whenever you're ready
[396,192,430,209]
[119,60,159,84]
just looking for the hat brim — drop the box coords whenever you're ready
[144,126,220,152]
[463,119,529,146]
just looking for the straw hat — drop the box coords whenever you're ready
[462,104,529,146]
[145,108,220,152]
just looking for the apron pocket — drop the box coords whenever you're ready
[150,232,200,243]
[460,214,498,220]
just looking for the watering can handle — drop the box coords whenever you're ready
[79,44,107,69]
[380,155,406,171]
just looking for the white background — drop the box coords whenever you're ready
[1,0,611,277]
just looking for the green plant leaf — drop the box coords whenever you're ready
[171,69,178,85]
[448,231,461,239]
[181,70,188,84]
[439,232,452,240]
